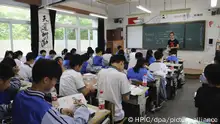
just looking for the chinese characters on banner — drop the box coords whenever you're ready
[38,11,53,53]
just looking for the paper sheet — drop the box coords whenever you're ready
[57,94,87,108]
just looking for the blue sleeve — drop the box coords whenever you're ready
[146,70,155,82]
[127,69,132,80]
[200,73,208,84]
[149,57,156,65]
[41,106,90,124]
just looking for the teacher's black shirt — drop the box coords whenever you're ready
[168,39,179,48]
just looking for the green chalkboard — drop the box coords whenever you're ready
[143,21,205,50]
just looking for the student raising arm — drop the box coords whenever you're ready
[12,59,90,124]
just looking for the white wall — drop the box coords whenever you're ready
[107,0,220,69]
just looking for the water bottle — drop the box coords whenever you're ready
[142,74,148,87]
[98,90,105,109]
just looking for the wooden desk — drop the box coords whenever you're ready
[88,105,110,124]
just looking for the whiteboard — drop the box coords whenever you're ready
[127,26,143,48]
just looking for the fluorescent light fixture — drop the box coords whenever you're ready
[45,6,75,14]
[160,8,191,15]
[136,5,152,13]
[89,13,108,19]
[211,0,218,7]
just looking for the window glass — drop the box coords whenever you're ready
[90,30,98,50]
[67,28,77,50]
[0,23,11,58]
[79,18,92,26]
[55,28,65,55]
[80,29,89,51]
[56,14,76,25]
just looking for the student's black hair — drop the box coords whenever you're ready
[49,50,57,55]
[105,48,112,54]
[70,48,77,55]
[146,50,153,63]
[4,51,14,58]
[13,50,23,59]
[204,64,220,85]
[157,48,164,54]
[214,55,220,64]
[135,52,143,60]
[87,48,94,55]
[131,48,136,52]
[1,57,16,68]
[69,54,83,68]
[64,53,72,60]
[32,59,62,83]
[109,55,126,65]
[95,47,102,54]
[154,51,163,60]
[55,56,63,64]
[0,63,14,81]
[26,52,35,61]
[81,54,90,62]
[87,47,93,51]
[62,49,68,56]
[169,49,177,55]
[118,50,125,55]
[40,50,46,54]
[117,45,122,50]
[133,58,146,73]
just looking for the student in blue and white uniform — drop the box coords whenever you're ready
[13,50,23,68]
[35,50,47,62]
[166,49,178,63]
[81,54,90,74]
[45,50,57,60]
[146,49,156,65]
[127,58,155,82]
[93,47,104,67]
[12,59,90,124]
[63,53,72,70]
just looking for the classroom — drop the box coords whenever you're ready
[0,0,219,124]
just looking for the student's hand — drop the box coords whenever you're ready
[61,108,73,116]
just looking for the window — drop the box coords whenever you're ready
[67,28,77,50]
[90,30,98,50]
[12,24,31,55]
[0,22,11,57]
[79,18,92,26]
[80,29,89,51]
[55,28,65,55]
[56,14,76,25]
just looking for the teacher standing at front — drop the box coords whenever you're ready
[167,32,179,53]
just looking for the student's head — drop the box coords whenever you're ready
[32,59,62,92]
[135,52,143,60]
[117,46,122,50]
[13,50,23,60]
[64,53,72,60]
[49,50,57,58]
[55,56,63,65]
[70,48,77,55]
[105,48,112,54]
[118,50,125,55]
[154,51,164,61]
[169,49,177,56]
[40,50,47,57]
[95,47,102,55]
[157,48,164,54]
[81,54,90,63]
[170,32,175,40]
[109,55,126,72]
[4,51,14,58]
[0,63,14,91]
[146,50,153,58]
[26,52,35,64]
[69,54,83,72]
[204,64,220,86]
[133,58,147,73]
[87,47,94,57]
[1,57,19,75]
[214,55,220,64]
[131,48,136,53]
[62,49,68,56]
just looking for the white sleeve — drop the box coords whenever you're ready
[120,74,131,95]
[75,74,86,92]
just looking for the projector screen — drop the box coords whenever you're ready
[127,25,143,48]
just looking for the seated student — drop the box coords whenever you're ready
[128,52,143,69]
[35,50,46,62]
[146,49,156,65]
[70,48,77,55]
[0,63,20,120]
[97,55,130,123]
[93,47,104,67]
[55,56,65,72]
[102,48,112,65]
[129,48,136,61]
[63,53,72,70]
[149,51,168,78]
[195,64,220,122]
[80,54,90,74]
[127,58,155,82]
[116,46,123,55]
[12,59,90,124]
[46,50,57,60]
[1,57,20,79]
[13,50,23,67]
[4,51,14,59]
[166,49,178,63]
[59,54,95,96]
[61,48,68,58]
[18,52,35,82]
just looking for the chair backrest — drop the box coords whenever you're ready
[105,100,115,124]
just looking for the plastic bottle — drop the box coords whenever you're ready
[98,90,105,109]
[142,74,148,87]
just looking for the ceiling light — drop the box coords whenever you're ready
[89,13,108,19]
[45,6,75,14]
[211,0,218,7]
[136,5,152,13]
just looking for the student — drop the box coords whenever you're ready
[146,49,156,65]
[97,55,130,123]
[166,49,178,63]
[116,45,123,54]
[195,64,220,122]
[93,47,104,67]
[55,56,65,72]
[70,48,77,55]
[59,54,95,96]
[13,50,23,67]
[12,59,90,124]
[102,48,112,66]
[129,48,136,61]
[80,54,90,74]
[4,51,14,59]
[127,58,155,82]
[46,50,57,60]
[87,47,94,58]
[149,51,168,78]
[18,52,35,82]
[63,53,72,70]
[128,52,143,69]
[1,57,20,77]
[35,50,46,62]
[62,48,68,58]
[118,50,129,69]
[0,63,20,120]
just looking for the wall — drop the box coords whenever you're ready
[107,0,220,69]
